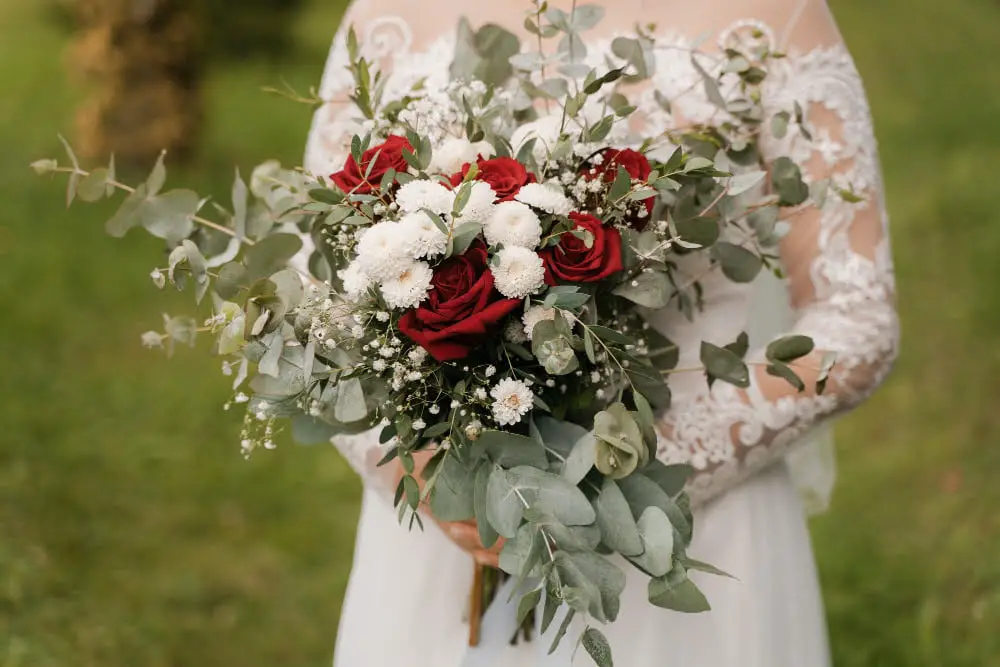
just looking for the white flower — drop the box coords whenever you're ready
[413,419,427,430]
[408,347,428,365]
[398,212,449,258]
[141,331,163,348]
[492,247,545,298]
[150,269,165,289]
[454,181,497,224]
[355,222,411,281]
[380,261,433,309]
[375,311,390,322]
[515,183,573,215]
[484,201,542,248]
[505,319,529,343]
[428,136,493,174]
[522,305,574,340]
[395,180,455,215]
[485,365,497,378]
[373,359,387,372]
[338,260,372,301]
[490,378,534,426]
[510,115,563,164]
[474,387,488,400]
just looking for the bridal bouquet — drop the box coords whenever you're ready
[34,4,840,665]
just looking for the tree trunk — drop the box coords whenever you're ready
[71,0,204,166]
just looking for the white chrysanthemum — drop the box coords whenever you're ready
[515,182,573,215]
[490,378,535,426]
[355,222,412,281]
[492,247,545,298]
[504,319,529,344]
[484,201,542,248]
[455,181,497,224]
[338,260,373,301]
[380,261,433,310]
[395,180,455,215]
[510,115,563,164]
[397,212,448,258]
[522,305,575,340]
[428,137,493,174]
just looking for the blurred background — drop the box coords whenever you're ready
[1,0,998,665]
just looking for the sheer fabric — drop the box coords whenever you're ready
[303,2,898,664]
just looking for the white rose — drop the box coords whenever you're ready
[428,137,494,175]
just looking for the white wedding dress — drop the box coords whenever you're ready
[301,1,899,665]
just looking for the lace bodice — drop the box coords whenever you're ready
[303,0,899,507]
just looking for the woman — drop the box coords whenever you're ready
[303,1,899,665]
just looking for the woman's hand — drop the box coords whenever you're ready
[396,450,505,567]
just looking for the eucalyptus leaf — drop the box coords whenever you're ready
[766,334,815,362]
[334,377,368,423]
[244,233,303,281]
[291,414,339,445]
[727,170,767,196]
[700,341,751,388]
[430,455,476,521]
[508,466,596,526]
[561,433,597,485]
[486,466,525,538]
[648,568,711,613]
[481,430,549,469]
[582,627,614,667]
[630,506,675,577]
[77,168,109,203]
[595,478,643,556]
[140,190,199,244]
[618,473,692,543]
[710,242,763,283]
[474,463,501,548]
[612,270,671,309]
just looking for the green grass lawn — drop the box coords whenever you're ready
[1,1,999,666]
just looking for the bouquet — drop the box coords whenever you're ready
[33,4,842,664]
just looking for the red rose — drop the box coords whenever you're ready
[584,148,655,229]
[540,212,624,285]
[398,241,521,362]
[450,156,537,201]
[330,135,412,195]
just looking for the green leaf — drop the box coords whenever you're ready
[517,588,543,627]
[682,557,737,580]
[547,609,576,655]
[486,467,524,538]
[291,414,338,445]
[648,569,711,613]
[766,362,806,392]
[561,434,597,485]
[612,270,671,309]
[474,463,500,548]
[607,166,631,202]
[710,242,762,283]
[430,455,476,521]
[480,430,549,469]
[146,151,167,196]
[77,168,109,203]
[771,111,791,139]
[140,190,199,244]
[725,332,750,359]
[541,579,560,634]
[690,55,727,109]
[772,157,809,206]
[588,326,631,346]
[595,478,643,556]
[451,221,483,256]
[727,170,766,196]
[232,170,248,240]
[499,523,542,576]
[570,4,605,31]
[244,233,303,280]
[700,341,751,388]
[57,134,80,206]
[334,378,368,423]
[618,473,692,543]
[508,466,596,526]
[642,460,693,498]
[630,506,675,577]
[105,183,148,237]
[215,262,247,300]
[582,627,614,667]
[673,216,720,248]
[766,334,815,362]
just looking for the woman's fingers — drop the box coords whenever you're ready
[438,520,505,568]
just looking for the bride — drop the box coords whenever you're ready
[302,0,899,665]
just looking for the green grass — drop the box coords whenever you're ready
[1,1,999,666]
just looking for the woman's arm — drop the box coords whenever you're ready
[655,1,900,507]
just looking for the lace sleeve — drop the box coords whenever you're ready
[655,2,900,507]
